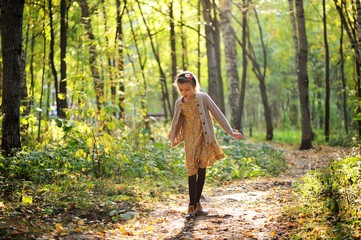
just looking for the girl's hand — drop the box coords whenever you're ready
[230,131,243,140]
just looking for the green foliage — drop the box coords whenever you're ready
[0,146,86,183]
[208,137,286,181]
[251,128,358,148]
[251,129,302,144]
[291,154,361,239]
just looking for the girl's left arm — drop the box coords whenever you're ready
[204,94,232,134]
[204,94,243,140]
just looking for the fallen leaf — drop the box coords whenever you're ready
[55,223,64,232]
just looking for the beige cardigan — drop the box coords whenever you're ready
[168,92,233,148]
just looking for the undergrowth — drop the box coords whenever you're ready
[209,134,286,181]
[0,121,287,238]
[287,152,361,239]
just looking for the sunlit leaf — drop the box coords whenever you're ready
[22,195,33,205]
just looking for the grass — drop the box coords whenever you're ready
[250,128,358,147]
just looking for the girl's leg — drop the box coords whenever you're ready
[188,174,197,206]
[195,167,206,203]
[186,174,197,219]
[195,167,208,216]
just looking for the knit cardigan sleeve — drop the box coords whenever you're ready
[202,93,233,135]
[168,97,184,148]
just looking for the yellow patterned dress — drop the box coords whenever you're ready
[181,96,225,176]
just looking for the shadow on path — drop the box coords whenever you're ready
[165,214,234,240]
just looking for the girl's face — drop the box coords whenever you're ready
[177,82,196,102]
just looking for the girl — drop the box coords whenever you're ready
[168,71,243,220]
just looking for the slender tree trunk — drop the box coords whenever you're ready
[29,19,36,115]
[38,10,47,142]
[296,0,312,150]
[213,0,225,113]
[247,4,273,140]
[288,0,299,127]
[116,0,125,119]
[22,12,30,120]
[340,23,349,134]
[79,0,104,111]
[315,75,323,129]
[220,0,239,128]
[20,49,28,117]
[323,0,330,142]
[238,0,248,132]
[0,0,24,155]
[48,0,60,118]
[59,0,68,118]
[202,0,225,113]
[170,0,177,110]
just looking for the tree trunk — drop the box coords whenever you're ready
[116,0,125,119]
[79,0,104,111]
[38,10,47,142]
[220,0,239,128]
[59,0,68,118]
[22,14,30,120]
[29,20,36,115]
[238,0,248,132]
[20,48,28,117]
[288,0,299,127]
[323,0,330,142]
[296,0,312,150]
[202,0,225,114]
[0,0,24,155]
[315,75,323,129]
[213,0,225,114]
[340,22,349,134]
[247,5,273,140]
[48,0,60,118]
[170,0,177,110]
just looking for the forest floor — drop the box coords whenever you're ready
[42,143,354,240]
[1,143,356,240]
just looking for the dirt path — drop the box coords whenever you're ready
[37,143,354,240]
[96,177,291,240]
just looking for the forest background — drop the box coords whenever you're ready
[0,0,360,239]
[0,0,360,152]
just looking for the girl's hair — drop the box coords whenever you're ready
[174,71,200,92]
